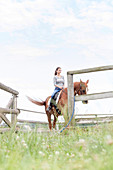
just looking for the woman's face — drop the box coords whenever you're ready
[57,68,62,74]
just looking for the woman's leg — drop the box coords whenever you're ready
[47,89,60,111]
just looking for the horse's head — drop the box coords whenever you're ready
[74,79,89,104]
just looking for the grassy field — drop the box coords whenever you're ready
[1,123,113,170]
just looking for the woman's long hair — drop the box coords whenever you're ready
[54,67,61,75]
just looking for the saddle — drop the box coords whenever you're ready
[53,90,61,104]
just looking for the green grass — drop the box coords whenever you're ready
[1,123,113,170]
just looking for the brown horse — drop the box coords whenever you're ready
[27,79,89,130]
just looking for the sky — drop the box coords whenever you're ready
[0,0,113,123]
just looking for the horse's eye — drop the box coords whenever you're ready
[82,90,85,93]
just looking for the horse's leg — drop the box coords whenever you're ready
[47,112,52,130]
[53,115,57,129]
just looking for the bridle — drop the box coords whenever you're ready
[74,83,87,95]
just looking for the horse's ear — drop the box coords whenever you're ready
[86,80,89,84]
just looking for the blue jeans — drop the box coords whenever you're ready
[51,87,62,99]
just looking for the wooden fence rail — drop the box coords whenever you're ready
[17,119,48,124]
[0,82,19,95]
[75,91,113,101]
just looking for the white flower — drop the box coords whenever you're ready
[42,142,45,145]
[23,125,31,131]
[55,151,59,155]
[92,145,98,149]
[105,135,113,145]
[39,151,45,156]
[106,135,111,140]
[6,155,9,158]
[23,143,28,148]
[48,155,52,159]
[16,135,19,140]
[21,139,25,144]
[79,139,85,143]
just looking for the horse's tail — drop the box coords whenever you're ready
[27,96,46,106]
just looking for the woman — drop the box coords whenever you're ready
[47,67,65,113]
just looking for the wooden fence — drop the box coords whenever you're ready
[67,65,113,125]
[0,82,19,128]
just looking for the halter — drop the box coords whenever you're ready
[75,83,87,95]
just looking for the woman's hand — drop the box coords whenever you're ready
[55,85,64,89]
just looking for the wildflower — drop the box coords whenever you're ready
[76,138,86,148]
[55,151,59,155]
[107,139,113,145]
[92,145,98,149]
[66,153,69,156]
[6,150,10,153]
[79,153,83,157]
[46,145,49,149]
[6,155,9,158]
[48,155,52,159]
[16,135,19,140]
[39,151,45,156]
[21,139,25,144]
[105,135,113,145]
[23,125,31,131]
[42,142,45,145]
[102,149,106,153]
[70,153,75,158]
[106,135,111,140]
[21,139,28,148]
[23,143,28,148]
[79,139,85,144]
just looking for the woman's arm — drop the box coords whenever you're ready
[55,84,64,89]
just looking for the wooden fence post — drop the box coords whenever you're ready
[11,95,17,127]
[67,74,75,126]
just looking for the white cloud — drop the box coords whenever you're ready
[79,1,113,30]
[0,44,51,61]
[0,0,57,32]
[1,0,113,34]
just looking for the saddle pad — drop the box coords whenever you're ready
[56,90,62,104]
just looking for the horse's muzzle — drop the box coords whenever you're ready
[82,100,88,104]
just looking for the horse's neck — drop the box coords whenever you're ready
[74,82,80,95]
[75,82,80,87]
[63,87,67,93]
[63,82,80,93]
